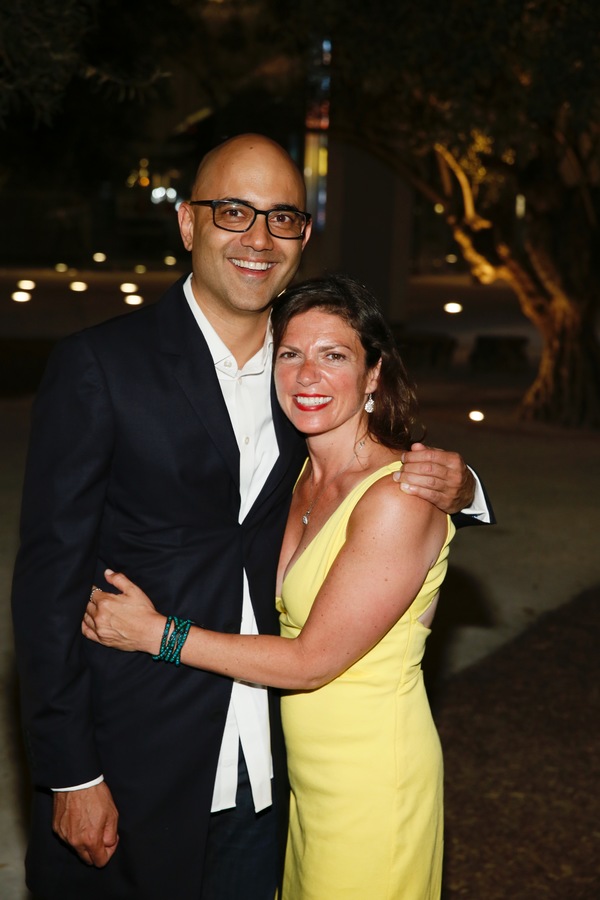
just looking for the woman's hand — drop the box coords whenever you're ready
[82,569,165,655]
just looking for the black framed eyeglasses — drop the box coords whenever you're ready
[188,199,311,240]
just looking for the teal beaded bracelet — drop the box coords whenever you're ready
[153,616,174,661]
[152,615,194,667]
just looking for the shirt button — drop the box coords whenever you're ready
[224,359,233,368]
[244,436,250,445]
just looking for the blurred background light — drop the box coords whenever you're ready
[17,280,36,290]
[12,291,31,303]
[69,281,88,292]
[119,282,139,293]
[124,295,143,306]
[55,263,69,273]
[163,256,177,266]
[134,265,147,274]
[93,252,107,262]
[469,410,485,422]
[444,302,463,314]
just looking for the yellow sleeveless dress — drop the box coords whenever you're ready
[277,462,455,900]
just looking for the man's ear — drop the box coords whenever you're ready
[301,217,313,251]
[178,203,194,252]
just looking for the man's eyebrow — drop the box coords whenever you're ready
[221,197,301,211]
[270,203,302,211]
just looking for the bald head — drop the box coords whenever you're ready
[191,133,307,206]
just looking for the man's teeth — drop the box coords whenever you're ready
[296,396,332,407]
[231,259,273,271]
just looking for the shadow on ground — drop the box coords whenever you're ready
[423,564,496,690]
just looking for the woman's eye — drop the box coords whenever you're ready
[326,352,345,361]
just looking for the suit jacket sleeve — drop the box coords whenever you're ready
[451,469,496,529]
[12,332,115,788]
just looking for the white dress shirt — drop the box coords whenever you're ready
[462,477,490,522]
[184,276,278,813]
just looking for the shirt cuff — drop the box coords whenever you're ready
[460,468,491,522]
[51,775,105,792]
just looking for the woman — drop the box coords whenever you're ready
[83,273,455,899]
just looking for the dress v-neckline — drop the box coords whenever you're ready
[280,461,403,589]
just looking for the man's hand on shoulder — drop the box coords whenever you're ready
[52,781,119,867]
[394,442,475,515]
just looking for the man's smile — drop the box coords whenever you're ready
[230,258,276,272]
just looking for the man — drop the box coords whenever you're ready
[12,134,493,899]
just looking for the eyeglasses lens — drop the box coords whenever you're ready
[213,201,305,238]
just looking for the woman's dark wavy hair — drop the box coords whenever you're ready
[271,273,419,451]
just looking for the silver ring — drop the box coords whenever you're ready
[89,586,102,602]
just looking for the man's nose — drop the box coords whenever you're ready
[240,213,274,250]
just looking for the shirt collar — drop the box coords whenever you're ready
[183,274,273,376]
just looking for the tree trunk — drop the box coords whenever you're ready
[449,224,600,427]
[497,242,600,428]
[519,305,600,427]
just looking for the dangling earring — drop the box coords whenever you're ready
[364,393,375,414]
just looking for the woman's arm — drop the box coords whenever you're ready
[83,479,448,690]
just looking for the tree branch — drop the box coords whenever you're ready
[434,143,492,230]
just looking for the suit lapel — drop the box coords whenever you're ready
[156,279,240,488]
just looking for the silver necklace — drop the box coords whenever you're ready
[302,439,366,526]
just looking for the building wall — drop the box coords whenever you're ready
[312,137,413,324]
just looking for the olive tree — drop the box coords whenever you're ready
[278,0,600,427]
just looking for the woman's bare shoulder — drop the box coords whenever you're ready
[350,463,447,547]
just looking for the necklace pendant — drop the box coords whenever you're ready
[302,513,310,526]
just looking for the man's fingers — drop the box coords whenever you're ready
[52,783,119,868]
[88,834,119,867]
[409,441,429,452]
[102,823,120,863]
[396,446,473,514]
[399,465,449,486]
[404,445,462,470]
[400,476,444,495]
